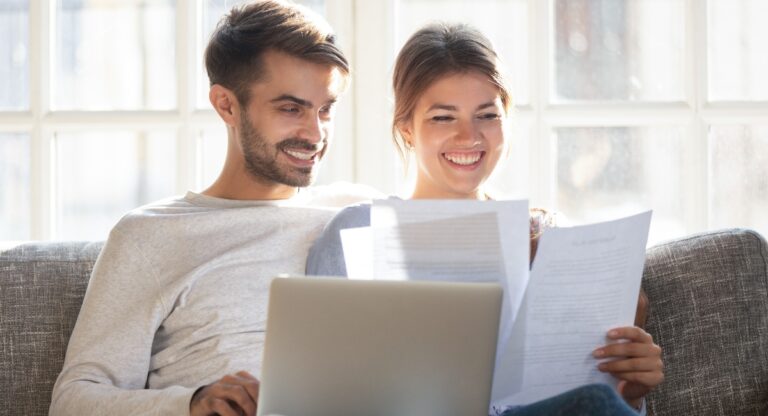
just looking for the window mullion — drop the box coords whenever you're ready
[29,0,53,240]
[531,0,553,209]
[688,0,709,234]
[177,0,196,193]
[352,0,398,194]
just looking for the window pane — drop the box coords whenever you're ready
[710,125,768,236]
[487,120,531,198]
[0,133,30,240]
[54,130,176,240]
[708,0,768,101]
[553,0,685,102]
[197,0,326,109]
[397,0,529,105]
[197,126,227,189]
[555,126,686,244]
[54,0,176,111]
[0,0,29,110]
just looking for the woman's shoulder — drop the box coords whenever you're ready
[327,202,373,231]
[529,207,560,238]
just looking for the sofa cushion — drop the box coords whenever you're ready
[643,229,768,416]
[0,242,103,416]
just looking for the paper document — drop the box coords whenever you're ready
[370,199,530,326]
[490,211,652,409]
[341,198,530,354]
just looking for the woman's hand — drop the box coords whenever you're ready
[592,326,664,410]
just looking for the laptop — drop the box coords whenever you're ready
[257,277,503,416]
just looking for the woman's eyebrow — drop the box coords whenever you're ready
[476,101,497,111]
[426,103,457,112]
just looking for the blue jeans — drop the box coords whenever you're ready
[500,384,638,416]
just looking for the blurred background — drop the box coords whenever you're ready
[1,0,766,244]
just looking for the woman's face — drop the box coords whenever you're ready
[402,71,507,200]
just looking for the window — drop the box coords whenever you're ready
[0,0,330,241]
[2,0,767,243]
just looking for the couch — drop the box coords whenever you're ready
[1,229,767,416]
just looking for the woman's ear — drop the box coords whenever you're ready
[209,84,240,127]
[398,121,414,149]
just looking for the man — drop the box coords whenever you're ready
[50,2,375,415]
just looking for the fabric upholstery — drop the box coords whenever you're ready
[0,242,103,416]
[642,229,768,416]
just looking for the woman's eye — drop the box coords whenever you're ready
[479,113,501,120]
[431,115,454,122]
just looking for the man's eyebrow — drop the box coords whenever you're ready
[270,95,313,107]
[270,95,339,108]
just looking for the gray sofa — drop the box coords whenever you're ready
[1,229,767,416]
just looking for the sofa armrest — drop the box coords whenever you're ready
[642,229,768,416]
[0,241,103,416]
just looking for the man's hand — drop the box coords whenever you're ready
[190,371,260,416]
[593,326,664,410]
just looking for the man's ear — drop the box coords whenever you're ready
[209,84,240,127]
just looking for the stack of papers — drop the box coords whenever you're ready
[339,199,652,410]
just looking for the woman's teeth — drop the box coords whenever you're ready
[443,152,482,165]
[284,149,315,160]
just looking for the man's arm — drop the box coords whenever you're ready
[49,224,195,415]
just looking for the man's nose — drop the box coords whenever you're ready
[300,114,324,144]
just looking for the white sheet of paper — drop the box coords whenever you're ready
[491,211,652,408]
[370,199,530,328]
[369,212,504,282]
[340,227,374,280]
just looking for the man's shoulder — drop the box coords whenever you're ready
[114,195,190,224]
[107,194,208,242]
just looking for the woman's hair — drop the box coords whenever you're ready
[391,23,513,162]
[204,0,349,106]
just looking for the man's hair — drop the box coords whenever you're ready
[391,23,512,162]
[204,0,349,105]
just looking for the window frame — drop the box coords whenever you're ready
[4,0,768,241]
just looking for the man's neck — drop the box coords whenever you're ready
[202,171,299,201]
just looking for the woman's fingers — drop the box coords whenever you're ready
[605,326,653,343]
[597,356,664,373]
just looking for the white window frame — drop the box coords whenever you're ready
[351,0,768,237]
[2,0,355,240]
[5,0,768,241]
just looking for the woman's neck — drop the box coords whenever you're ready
[410,187,488,201]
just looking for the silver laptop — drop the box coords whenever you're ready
[257,277,503,416]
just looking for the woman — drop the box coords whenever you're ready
[307,23,662,415]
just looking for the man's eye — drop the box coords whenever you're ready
[281,106,300,114]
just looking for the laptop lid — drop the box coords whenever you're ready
[257,277,503,416]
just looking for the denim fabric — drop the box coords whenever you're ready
[499,384,637,416]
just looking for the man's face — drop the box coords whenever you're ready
[238,50,346,188]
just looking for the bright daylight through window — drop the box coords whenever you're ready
[0,0,766,242]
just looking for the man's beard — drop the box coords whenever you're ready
[239,111,325,188]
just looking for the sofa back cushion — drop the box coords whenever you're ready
[643,229,768,416]
[0,242,102,416]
